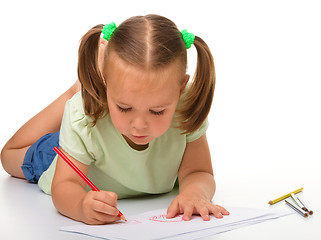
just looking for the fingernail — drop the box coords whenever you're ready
[183,216,190,221]
[225,211,230,215]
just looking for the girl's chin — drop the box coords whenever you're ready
[130,135,150,145]
[122,134,151,149]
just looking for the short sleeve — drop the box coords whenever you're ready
[59,92,96,165]
[186,118,209,143]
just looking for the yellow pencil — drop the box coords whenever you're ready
[268,187,303,205]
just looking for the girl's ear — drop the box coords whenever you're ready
[98,38,108,75]
[180,74,190,94]
[100,37,108,46]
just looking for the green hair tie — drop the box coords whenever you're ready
[181,29,195,49]
[102,22,117,41]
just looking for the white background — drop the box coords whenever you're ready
[0,0,320,239]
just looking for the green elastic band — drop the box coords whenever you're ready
[181,29,195,49]
[102,22,117,41]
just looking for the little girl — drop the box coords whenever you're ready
[1,14,229,224]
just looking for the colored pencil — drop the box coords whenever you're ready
[291,194,314,215]
[268,187,303,205]
[53,146,127,221]
[285,200,308,217]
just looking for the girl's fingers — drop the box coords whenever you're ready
[92,200,120,216]
[93,212,120,224]
[92,191,118,207]
[166,199,179,218]
[167,195,229,222]
[207,204,229,218]
[81,191,121,224]
[196,205,210,221]
[214,204,230,215]
[87,190,120,216]
[182,202,194,221]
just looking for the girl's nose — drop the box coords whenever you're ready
[131,116,148,130]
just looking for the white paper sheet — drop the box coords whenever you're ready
[60,207,293,240]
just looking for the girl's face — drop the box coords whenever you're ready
[105,53,188,150]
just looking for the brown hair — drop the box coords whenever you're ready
[78,14,215,134]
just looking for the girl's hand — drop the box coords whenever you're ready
[167,135,229,221]
[166,192,229,221]
[80,190,121,225]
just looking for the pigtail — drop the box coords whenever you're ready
[78,24,107,125]
[177,36,215,134]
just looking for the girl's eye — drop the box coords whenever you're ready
[150,109,165,116]
[117,105,131,113]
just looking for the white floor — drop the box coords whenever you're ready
[0,164,320,239]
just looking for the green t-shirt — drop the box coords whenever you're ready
[38,92,208,198]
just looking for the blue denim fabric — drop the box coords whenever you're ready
[21,131,60,183]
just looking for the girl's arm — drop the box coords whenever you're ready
[51,148,120,224]
[166,134,229,221]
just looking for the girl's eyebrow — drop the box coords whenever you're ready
[150,104,172,109]
[116,101,131,107]
[116,101,172,109]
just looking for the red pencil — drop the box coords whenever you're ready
[53,146,127,221]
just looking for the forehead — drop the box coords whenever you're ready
[104,52,184,93]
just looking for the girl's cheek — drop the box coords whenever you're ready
[109,111,126,132]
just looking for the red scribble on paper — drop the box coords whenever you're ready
[129,220,142,224]
[149,214,184,223]
[113,219,142,226]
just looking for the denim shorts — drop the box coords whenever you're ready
[21,131,60,183]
